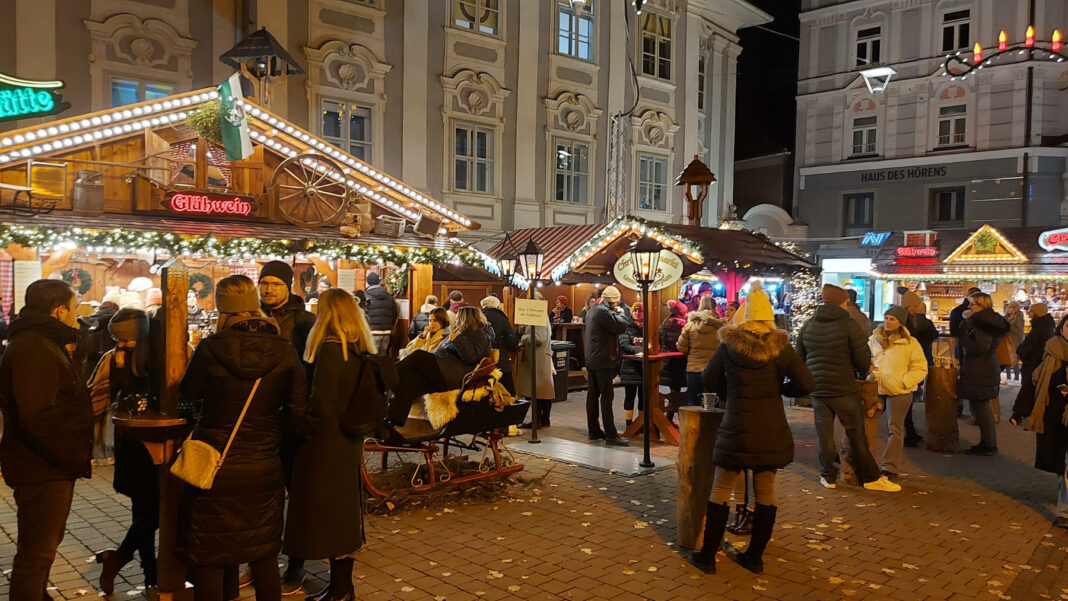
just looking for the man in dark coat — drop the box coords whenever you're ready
[1012,303,1057,425]
[0,280,94,601]
[797,284,898,491]
[255,260,315,593]
[955,293,1010,455]
[902,291,939,446]
[584,286,629,446]
[363,272,398,332]
[76,296,119,381]
[481,296,519,395]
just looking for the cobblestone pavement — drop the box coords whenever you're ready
[3,385,1068,601]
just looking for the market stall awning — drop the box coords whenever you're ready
[870,225,1068,282]
[486,223,607,279]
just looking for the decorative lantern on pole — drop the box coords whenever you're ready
[518,238,545,444]
[631,235,663,468]
[675,155,716,226]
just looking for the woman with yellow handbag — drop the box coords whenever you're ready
[174,275,309,601]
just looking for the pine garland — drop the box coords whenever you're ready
[776,241,819,343]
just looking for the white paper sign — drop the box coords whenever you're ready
[612,249,684,291]
[396,298,410,319]
[514,298,548,326]
[337,269,355,292]
[13,261,42,313]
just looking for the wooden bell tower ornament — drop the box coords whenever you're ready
[675,155,716,226]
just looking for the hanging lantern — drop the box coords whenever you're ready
[1025,25,1035,48]
[1053,29,1063,53]
[972,42,982,62]
[998,30,1008,52]
[631,236,663,286]
[498,252,518,280]
[518,238,545,283]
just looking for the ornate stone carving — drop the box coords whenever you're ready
[630,109,679,149]
[85,14,196,72]
[306,41,392,95]
[544,91,602,138]
[441,69,509,120]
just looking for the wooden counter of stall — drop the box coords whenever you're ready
[0,88,484,600]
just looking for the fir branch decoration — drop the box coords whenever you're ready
[186,101,224,145]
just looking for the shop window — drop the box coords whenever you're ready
[454,0,499,36]
[851,116,878,156]
[558,0,594,61]
[855,26,881,66]
[937,104,967,147]
[554,139,589,204]
[930,187,965,226]
[454,122,494,194]
[637,153,669,211]
[641,11,672,80]
[844,193,874,233]
[320,99,372,162]
[111,78,173,107]
[941,9,970,52]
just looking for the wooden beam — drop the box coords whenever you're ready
[410,263,433,313]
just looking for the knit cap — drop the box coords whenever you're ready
[481,295,501,310]
[601,286,621,303]
[744,281,775,322]
[821,284,849,306]
[216,281,261,313]
[1030,303,1048,317]
[259,260,294,287]
[901,291,923,309]
[884,305,908,326]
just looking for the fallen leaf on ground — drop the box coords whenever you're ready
[622,568,636,575]
[581,548,593,555]
[828,577,844,585]
[507,586,521,592]
[634,521,649,529]
[400,586,415,592]
[647,566,658,572]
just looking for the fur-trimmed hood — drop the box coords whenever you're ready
[717,321,789,365]
[686,310,724,329]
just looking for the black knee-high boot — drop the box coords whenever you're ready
[731,504,777,573]
[324,557,355,601]
[692,502,730,573]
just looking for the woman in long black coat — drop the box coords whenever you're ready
[176,275,308,601]
[285,289,398,601]
[1012,303,1057,424]
[953,292,1010,455]
[694,286,813,575]
[619,303,644,425]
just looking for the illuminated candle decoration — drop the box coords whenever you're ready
[972,42,982,62]
[998,30,1008,52]
[1025,25,1035,48]
[1054,29,1062,53]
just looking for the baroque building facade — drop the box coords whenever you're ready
[0,0,770,234]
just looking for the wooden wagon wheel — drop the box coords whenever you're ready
[270,153,349,227]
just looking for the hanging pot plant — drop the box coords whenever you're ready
[973,231,998,254]
[186,101,224,146]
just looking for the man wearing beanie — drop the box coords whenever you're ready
[584,285,630,445]
[254,260,314,594]
[363,271,398,334]
[797,284,900,492]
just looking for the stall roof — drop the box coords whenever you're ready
[0,87,479,232]
[871,225,1068,281]
[486,218,814,283]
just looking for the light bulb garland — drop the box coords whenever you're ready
[549,216,704,282]
[776,241,819,343]
[0,224,486,269]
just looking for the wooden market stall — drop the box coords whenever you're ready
[488,217,815,445]
[0,87,487,600]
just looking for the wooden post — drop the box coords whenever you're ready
[676,406,723,549]
[925,364,960,453]
[410,263,433,310]
[158,259,190,599]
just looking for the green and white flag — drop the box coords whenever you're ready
[218,73,253,161]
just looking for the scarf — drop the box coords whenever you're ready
[1025,336,1068,434]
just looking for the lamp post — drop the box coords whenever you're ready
[518,238,545,444]
[631,236,662,468]
[675,155,716,226]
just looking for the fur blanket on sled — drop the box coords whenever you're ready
[423,367,516,429]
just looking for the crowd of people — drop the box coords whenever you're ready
[1,265,1067,596]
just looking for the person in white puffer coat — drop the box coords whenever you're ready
[868,304,928,479]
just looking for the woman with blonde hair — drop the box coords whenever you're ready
[285,289,396,601]
[954,291,1010,455]
[176,275,308,601]
[389,306,495,428]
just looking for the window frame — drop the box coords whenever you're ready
[850,116,878,157]
[843,192,875,233]
[556,0,595,62]
[697,54,707,112]
[936,104,967,148]
[453,0,501,38]
[109,77,174,108]
[855,25,882,67]
[319,98,373,163]
[929,187,966,227]
[636,152,670,213]
[452,121,496,195]
[552,137,591,205]
[639,10,673,80]
[940,9,971,53]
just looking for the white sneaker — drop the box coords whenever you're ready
[819,476,836,489]
[863,476,902,492]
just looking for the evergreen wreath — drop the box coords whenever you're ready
[189,272,214,299]
[61,268,93,295]
[972,231,998,254]
[384,267,408,296]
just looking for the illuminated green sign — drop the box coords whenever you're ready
[0,73,69,123]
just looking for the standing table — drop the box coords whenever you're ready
[621,352,683,445]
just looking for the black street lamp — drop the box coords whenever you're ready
[631,236,663,468]
[518,238,545,444]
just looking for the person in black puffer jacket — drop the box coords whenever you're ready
[619,302,645,426]
[796,285,897,492]
[1012,303,1057,425]
[176,276,309,601]
[0,280,94,601]
[481,296,518,395]
[693,283,813,575]
[954,292,1010,455]
[363,272,398,333]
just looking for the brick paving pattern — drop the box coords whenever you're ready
[3,386,1068,600]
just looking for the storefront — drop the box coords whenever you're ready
[870,224,1068,330]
